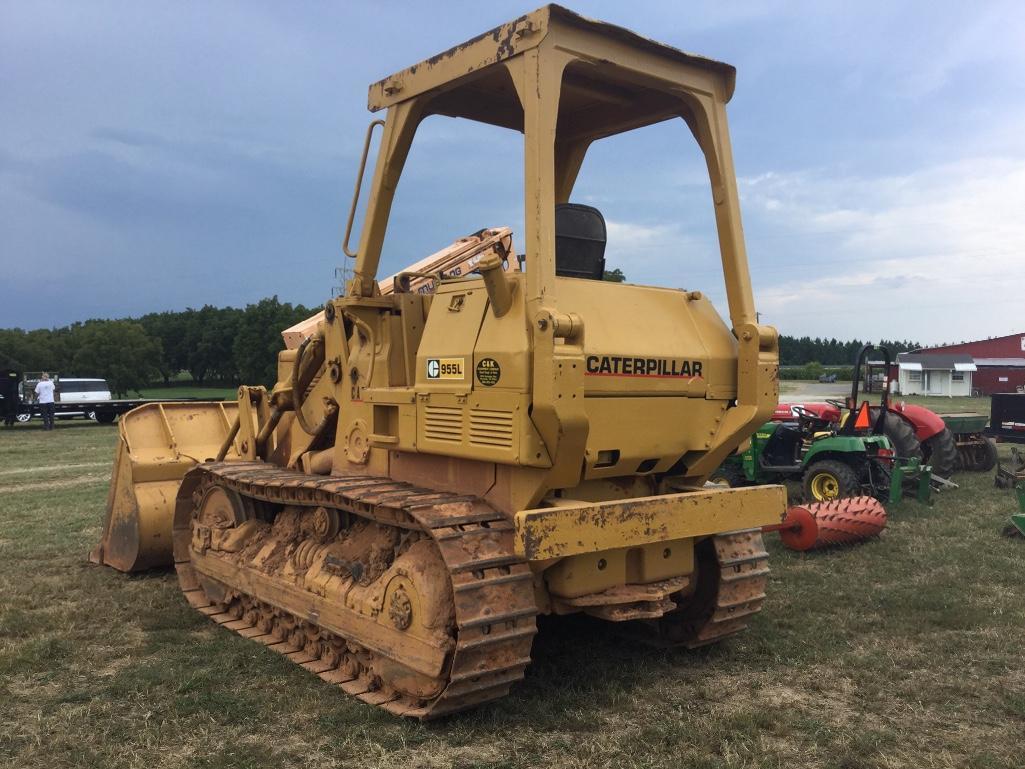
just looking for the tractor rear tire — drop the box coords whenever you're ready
[803,460,861,502]
[922,428,958,478]
[708,464,746,488]
[881,412,922,462]
[969,438,999,472]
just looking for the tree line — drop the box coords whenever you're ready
[0,297,313,396]
[779,336,921,367]
[0,297,923,396]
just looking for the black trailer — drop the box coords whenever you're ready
[8,397,216,425]
[987,393,1025,444]
[1,369,20,426]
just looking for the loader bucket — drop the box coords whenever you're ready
[90,401,243,572]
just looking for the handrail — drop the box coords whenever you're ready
[342,119,386,258]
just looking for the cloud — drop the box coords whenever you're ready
[2,0,1025,340]
[605,220,679,248]
[604,219,722,287]
[740,156,1025,342]
[892,2,1025,99]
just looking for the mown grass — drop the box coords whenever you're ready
[892,393,992,415]
[1,423,1023,769]
[779,381,992,416]
[133,386,236,401]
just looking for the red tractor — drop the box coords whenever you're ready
[775,346,972,478]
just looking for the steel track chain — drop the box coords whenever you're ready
[627,528,770,648]
[172,461,538,719]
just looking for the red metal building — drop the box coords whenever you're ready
[919,332,1025,396]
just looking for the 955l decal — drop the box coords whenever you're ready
[426,358,465,380]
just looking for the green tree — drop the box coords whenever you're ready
[233,297,313,388]
[140,311,191,384]
[0,328,61,372]
[182,306,242,385]
[67,320,162,396]
[776,335,921,366]
[0,329,32,370]
[805,360,825,379]
[602,267,626,283]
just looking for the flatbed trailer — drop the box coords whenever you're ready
[12,397,217,425]
[988,393,1025,445]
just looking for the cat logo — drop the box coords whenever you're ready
[584,355,703,379]
[426,358,464,380]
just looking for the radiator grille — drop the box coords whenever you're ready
[469,408,514,449]
[424,405,463,443]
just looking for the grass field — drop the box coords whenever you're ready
[1,421,1023,769]
[891,393,993,414]
[134,385,237,401]
[779,381,993,414]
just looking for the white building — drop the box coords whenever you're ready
[896,353,976,397]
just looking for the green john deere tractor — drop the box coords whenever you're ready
[712,345,900,502]
[711,411,894,502]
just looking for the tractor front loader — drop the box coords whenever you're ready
[92,4,784,717]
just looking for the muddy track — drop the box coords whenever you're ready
[634,529,770,648]
[172,461,538,719]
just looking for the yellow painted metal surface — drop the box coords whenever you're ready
[92,9,790,716]
[90,401,243,572]
[514,484,784,561]
[366,5,736,113]
[331,2,779,501]
[544,537,695,598]
[97,5,781,570]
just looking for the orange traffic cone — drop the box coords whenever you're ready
[853,402,871,430]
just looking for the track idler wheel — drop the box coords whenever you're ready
[764,496,886,551]
[647,529,770,648]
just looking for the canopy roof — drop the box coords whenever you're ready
[367,5,736,141]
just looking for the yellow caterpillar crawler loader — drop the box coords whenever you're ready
[92,4,783,718]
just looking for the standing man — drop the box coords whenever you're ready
[35,372,56,431]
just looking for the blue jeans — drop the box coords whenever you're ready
[40,402,55,430]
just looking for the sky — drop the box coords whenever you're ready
[2,0,1024,344]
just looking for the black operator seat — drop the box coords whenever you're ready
[763,422,804,467]
[555,203,606,280]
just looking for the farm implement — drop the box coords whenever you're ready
[1010,484,1025,538]
[996,447,1025,538]
[761,496,887,552]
